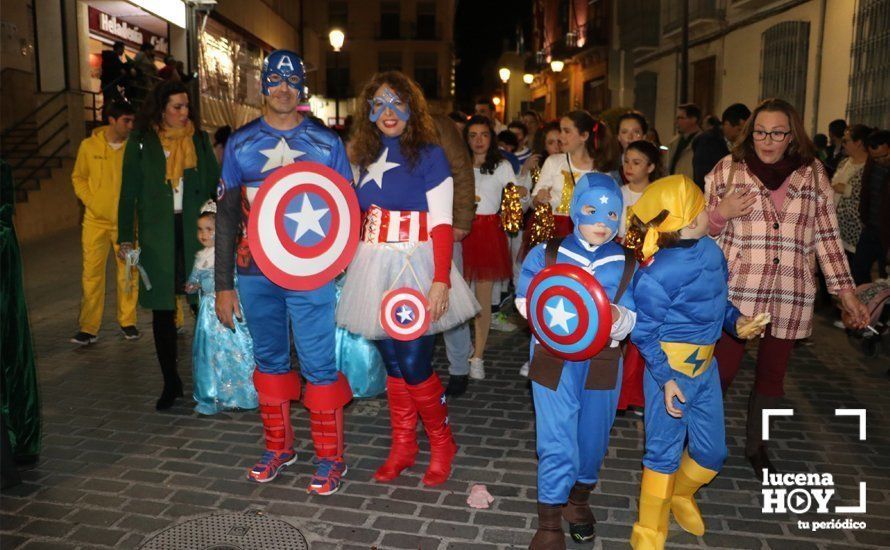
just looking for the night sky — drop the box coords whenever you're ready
[453,0,533,113]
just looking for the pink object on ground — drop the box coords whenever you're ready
[467,484,494,509]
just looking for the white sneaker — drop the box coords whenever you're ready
[490,312,517,332]
[518,362,529,377]
[469,357,486,380]
[832,320,846,330]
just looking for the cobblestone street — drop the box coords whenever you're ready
[2,228,889,549]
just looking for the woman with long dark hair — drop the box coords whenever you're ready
[336,71,479,486]
[704,98,868,475]
[118,80,219,410]
[461,115,525,381]
[531,110,619,237]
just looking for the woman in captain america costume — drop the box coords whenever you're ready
[336,71,479,487]
[214,50,353,495]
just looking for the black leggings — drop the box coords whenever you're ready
[152,310,177,379]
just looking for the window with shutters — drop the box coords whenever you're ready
[847,0,890,128]
[414,53,438,99]
[634,71,657,125]
[378,52,402,72]
[760,21,810,114]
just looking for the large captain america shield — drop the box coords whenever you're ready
[248,162,360,290]
[526,264,612,361]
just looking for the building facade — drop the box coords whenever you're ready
[617,0,890,142]
[505,0,612,123]
[301,0,457,125]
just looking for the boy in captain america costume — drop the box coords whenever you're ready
[627,175,765,549]
[515,173,637,549]
[214,50,353,495]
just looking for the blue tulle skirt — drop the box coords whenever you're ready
[335,280,386,398]
[192,292,259,414]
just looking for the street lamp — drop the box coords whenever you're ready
[523,73,534,85]
[329,29,345,126]
[550,59,565,73]
[498,67,511,123]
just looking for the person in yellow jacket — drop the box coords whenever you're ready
[70,101,139,345]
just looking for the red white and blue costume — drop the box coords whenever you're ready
[336,131,479,486]
[516,173,637,547]
[215,50,352,494]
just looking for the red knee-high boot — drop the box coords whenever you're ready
[304,373,352,495]
[249,371,301,483]
[374,376,419,482]
[407,374,457,487]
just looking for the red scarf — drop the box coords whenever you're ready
[745,151,804,191]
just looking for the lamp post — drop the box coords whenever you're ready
[498,67,511,124]
[329,29,345,126]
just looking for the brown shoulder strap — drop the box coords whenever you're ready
[544,236,565,267]
[612,247,636,303]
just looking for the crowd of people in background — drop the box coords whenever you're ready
[66,49,885,547]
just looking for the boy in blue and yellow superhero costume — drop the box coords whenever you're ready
[516,173,637,549]
[214,50,353,495]
[628,175,766,549]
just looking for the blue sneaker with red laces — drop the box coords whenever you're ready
[247,450,297,483]
[307,458,347,496]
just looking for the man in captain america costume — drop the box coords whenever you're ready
[214,50,353,495]
[515,173,637,549]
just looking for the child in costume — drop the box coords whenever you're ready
[462,115,526,381]
[628,175,766,549]
[617,139,663,416]
[336,71,479,487]
[185,201,258,415]
[516,172,637,549]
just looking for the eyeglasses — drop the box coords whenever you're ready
[752,130,791,142]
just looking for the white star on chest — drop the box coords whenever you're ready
[599,194,609,204]
[360,147,400,188]
[545,298,577,334]
[260,137,305,172]
[396,305,414,323]
[284,194,329,242]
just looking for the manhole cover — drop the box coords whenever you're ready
[140,510,309,550]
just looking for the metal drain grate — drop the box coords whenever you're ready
[140,510,309,550]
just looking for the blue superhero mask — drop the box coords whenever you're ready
[570,172,623,245]
[261,50,305,97]
[368,87,411,122]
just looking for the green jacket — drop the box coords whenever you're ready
[118,128,219,310]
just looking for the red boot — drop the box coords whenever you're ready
[248,371,301,483]
[374,376,419,482]
[407,375,457,487]
[304,374,352,496]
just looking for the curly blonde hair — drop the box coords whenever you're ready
[350,71,438,169]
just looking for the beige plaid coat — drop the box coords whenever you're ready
[705,155,855,340]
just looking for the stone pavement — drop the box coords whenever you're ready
[2,228,889,550]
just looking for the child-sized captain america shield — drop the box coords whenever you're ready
[248,162,360,290]
[526,264,613,361]
[380,287,430,341]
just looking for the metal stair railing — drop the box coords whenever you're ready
[0,91,71,191]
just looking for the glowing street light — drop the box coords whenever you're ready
[523,73,534,85]
[498,67,511,83]
[492,96,501,106]
[328,29,345,52]
[550,59,565,73]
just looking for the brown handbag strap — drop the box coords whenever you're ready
[612,247,636,304]
[544,236,565,267]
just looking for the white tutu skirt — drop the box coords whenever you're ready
[336,240,481,340]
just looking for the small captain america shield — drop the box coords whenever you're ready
[380,287,430,341]
[526,263,612,361]
[248,162,360,290]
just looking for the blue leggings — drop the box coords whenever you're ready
[374,335,435,385]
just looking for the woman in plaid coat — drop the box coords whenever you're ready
[704,98,868,476]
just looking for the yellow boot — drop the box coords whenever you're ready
[670,451,718,536]
[631,468,675,550]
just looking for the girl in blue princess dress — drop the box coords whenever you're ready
[186,201,258,415]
